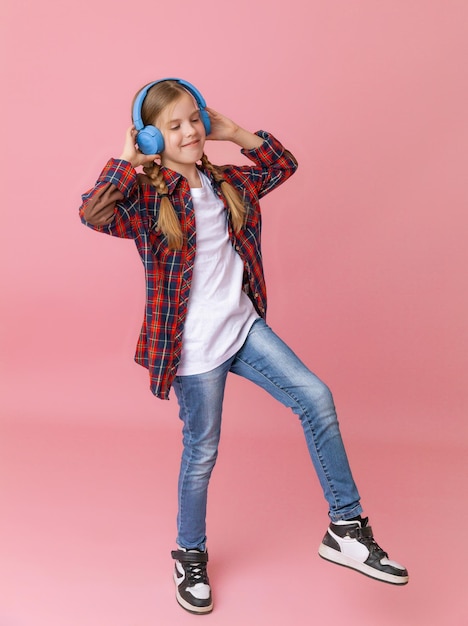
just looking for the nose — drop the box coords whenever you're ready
[183,121,196,136]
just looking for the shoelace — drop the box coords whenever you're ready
[352,520,389,560]
[360,535,389,560]
[185,561,209,586]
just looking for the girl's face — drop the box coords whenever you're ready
[156,91,206,175]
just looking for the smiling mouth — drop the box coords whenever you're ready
[182,140,200,148]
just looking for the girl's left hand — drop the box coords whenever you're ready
[205,107,264,150]
[205,108,240,142]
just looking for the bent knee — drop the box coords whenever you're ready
[307,378,335,409]
[183,442,219,472]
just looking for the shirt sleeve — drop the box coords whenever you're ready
[236,130,298,199]
[79,159,140,239]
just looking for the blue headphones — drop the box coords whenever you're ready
[132,78,211,155]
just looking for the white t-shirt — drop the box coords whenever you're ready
[176,172,259,376]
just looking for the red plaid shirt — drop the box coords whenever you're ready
[80,131,298,399]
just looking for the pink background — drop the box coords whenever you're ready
[1,0,467,624]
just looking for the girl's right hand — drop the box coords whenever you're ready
[119,126,158,167]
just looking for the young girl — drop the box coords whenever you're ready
[79,78,408,615]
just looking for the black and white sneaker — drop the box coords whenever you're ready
[318,517,408,585]
[171,548,213,614]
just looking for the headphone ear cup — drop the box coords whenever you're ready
[136,125,164,155]
[200,109,211,136]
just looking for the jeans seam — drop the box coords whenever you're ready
[178,380,206,549]
[175,378,198,548]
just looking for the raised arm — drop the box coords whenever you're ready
[205,107,298,198]
[79,127,158,237]
[206,108,264,150]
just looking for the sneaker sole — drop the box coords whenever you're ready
[318,544,409,585]
[174,574,213,614]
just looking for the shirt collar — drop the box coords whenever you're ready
[159,164,218,195]
[159,166,183,195]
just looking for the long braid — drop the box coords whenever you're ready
[140,154,246,249]
[143,161,183,250]
[201,154,246,232]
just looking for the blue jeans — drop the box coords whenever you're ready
[172,318,362,550]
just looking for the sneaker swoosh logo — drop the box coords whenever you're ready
[175,561,186,582]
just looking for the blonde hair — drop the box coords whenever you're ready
[136,80,246,250]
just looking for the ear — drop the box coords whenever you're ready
[136,125,165,154]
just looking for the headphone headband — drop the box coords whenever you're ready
[131,78,211,154]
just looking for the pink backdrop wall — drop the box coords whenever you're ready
[1,1,468,624]
[2,0,466,444]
